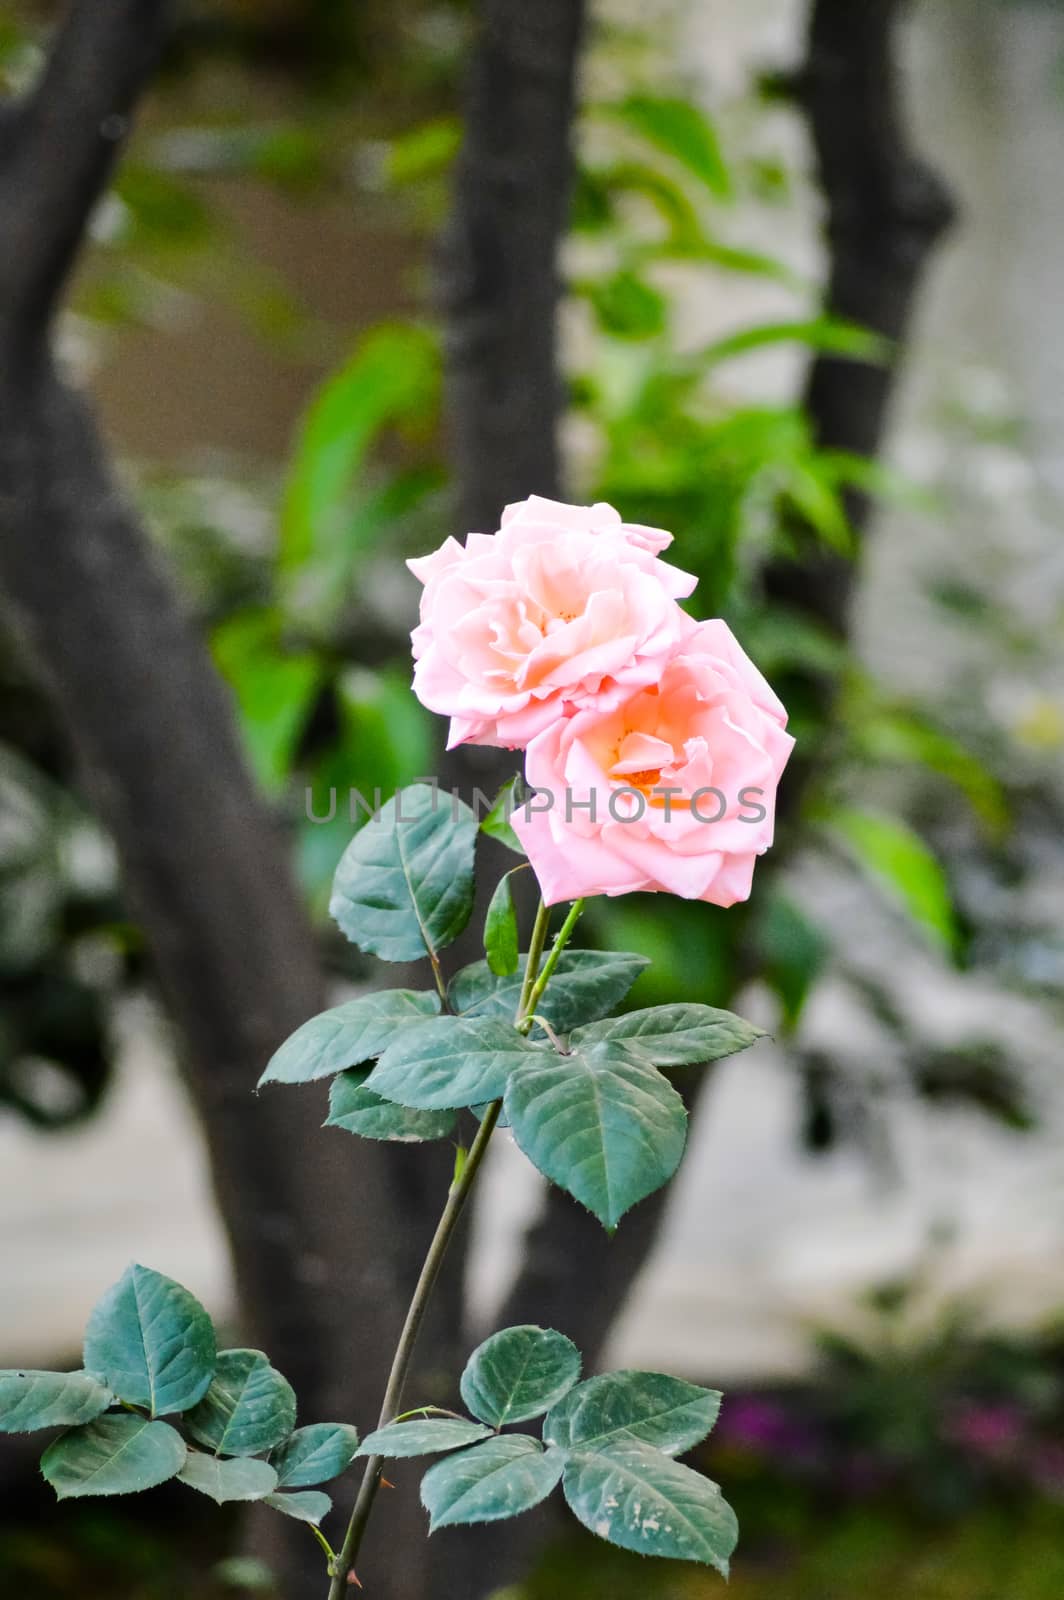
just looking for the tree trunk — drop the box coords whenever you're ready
[476,15,956,1591]
[0,7,438,1595]
[439,0,588,531]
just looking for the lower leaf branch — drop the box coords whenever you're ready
[327,1098,504,1598]
[327,894,582,1595]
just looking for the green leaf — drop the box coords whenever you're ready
[385,118,462,186]
[0,1371,111,1434]
[854,706,1008,836]
[544,1372,721,1456]
[449,950,649,1032]
[259,990,441,1087]
[460,1327,581,1427]
[584,270,668,340]
[365,1016,541,1111]
[327,1070,456,1142]
[42,1414,186,1500]
[271,1424,361,1488]
[357,1419,493,1458]
[179,1452,278,1504]
[265,1490,332,1525]
[784,461,853,555]
[479,782,526,855]
[605,95,731,199]
[281,324,440,620]
[504,1043,687,1229]
[562,1440,738,1571]
[330,784,477,963]
[420,1436,564,1531]
[210,1557,275,1592]
[694,317,889,370]
[185,1350,296,1458]
[570,1005,764,1067]
[298,667,435,913]
[484,872,520,977]
[754,894,829,1030]
[83,1265,216,1417]
[212,610,323,794]
[827,807,957,952]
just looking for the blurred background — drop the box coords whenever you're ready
[2,0,1064,1595]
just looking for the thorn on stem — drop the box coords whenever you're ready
[347,1571,363,1589]
[380,1475,395,1489]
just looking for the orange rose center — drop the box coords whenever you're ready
[621,767,664,790]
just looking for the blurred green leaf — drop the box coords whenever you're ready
[298,669,434,910]
[693,317,890,369]
[281,324,440,625]
[826,807,957,953]
[753,893,830,1029]
[212,611,323,794]
[853,706,1009,835]
[386,118,462,184]
[113,167,214,249]
[783,462,854,556]
[603,95,732,199]
[150,124,330,190]
[582,269,668,339]
[575,160,795,283]
[740,609,849,679]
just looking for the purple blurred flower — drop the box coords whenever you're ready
[943,1401,1025,1459]
[716,1395,824,1463]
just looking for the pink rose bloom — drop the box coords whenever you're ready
[407,495,696,750]
[511,618,794,906]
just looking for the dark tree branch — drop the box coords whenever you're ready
[439,0,588,532]
[491,0,957,1488]
[765,0,956,685]
[1,0,174,333]
[436,0,591,1370]
[0,9,447,1598]
[434,5,588,1591]
[0,368,445,1600]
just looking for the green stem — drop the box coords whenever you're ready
[517,896,552,1021]
[427,947,449,1009]
[326,1099,503,1598]
[325,894,581,1596]
[308,1521,336,1566]
[518,898,585,1031]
